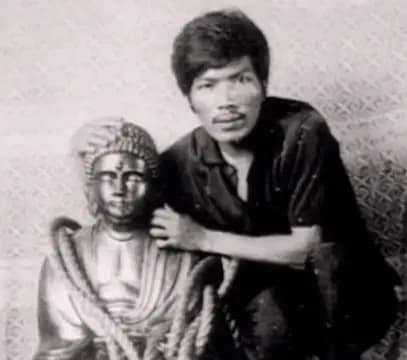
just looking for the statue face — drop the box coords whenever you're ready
[92,152,154,225]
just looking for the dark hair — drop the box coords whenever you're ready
[171,9,270,95]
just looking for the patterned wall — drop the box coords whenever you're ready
[0,0,406,359]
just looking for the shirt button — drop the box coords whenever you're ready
[297,217,304,224]
[275,186,281,192]
[325,321,332,329]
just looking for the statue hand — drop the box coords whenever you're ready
[70,116,125,157]
[150,205,206,251]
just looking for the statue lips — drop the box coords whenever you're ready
[108,200,135,215]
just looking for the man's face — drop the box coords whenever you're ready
[92,152,153,225]
[189,56,264,144]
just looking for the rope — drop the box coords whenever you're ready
[106,338,120,360]
[166,257,217,359]
[165,255,247,360]
[195,285,217,356]
[177,316,201,360]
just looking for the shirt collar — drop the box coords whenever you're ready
[194,127,227,165]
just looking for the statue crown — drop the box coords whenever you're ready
[82,121,159,181]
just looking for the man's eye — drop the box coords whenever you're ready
[237,74,252,84]
[197,83,214,90]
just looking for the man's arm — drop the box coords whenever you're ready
[202,225,320,268]
[151,206,320,269]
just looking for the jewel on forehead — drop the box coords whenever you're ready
[115,160,125,171]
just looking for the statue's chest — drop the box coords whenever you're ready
[72,232,197,337]
[91,240,144,304]
[96,242,142,284]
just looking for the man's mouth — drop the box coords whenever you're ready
[214,113,245,124]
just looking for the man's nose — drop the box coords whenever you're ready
[217,82,238,108]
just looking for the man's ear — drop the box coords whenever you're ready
[187,95,196,113]
[262,80,268,97]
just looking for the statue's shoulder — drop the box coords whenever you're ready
[49,216,93,258]
[71,225,93,246]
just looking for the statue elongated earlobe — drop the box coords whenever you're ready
[88,200,100,218]
[85,185,100,218]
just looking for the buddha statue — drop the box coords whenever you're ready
[34,120,247,360]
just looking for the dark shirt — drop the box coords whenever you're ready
[160,97,398,360]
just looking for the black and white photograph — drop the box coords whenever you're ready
[0,1,406,359]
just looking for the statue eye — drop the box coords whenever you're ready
[126,173,144,183]
[97,172,116,182]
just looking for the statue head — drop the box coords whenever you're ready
[74,119,160,228]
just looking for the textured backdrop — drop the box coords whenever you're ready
[0,0,406,359]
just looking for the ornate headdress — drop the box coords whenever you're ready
[73,118,159,182]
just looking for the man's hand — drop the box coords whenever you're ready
[150,205,206,251]
[70,116,125,157]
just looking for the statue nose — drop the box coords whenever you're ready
[113,178,126,195]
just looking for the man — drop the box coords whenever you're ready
[73,9,398,360]
[149,9,399,360]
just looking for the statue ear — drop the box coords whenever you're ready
[88,200,100,218]
[85,185,100,218]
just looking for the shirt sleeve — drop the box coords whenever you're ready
[284,109,338,228]
[283,108,380,247]
[34,259,91,360]
[159,148,190,214]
